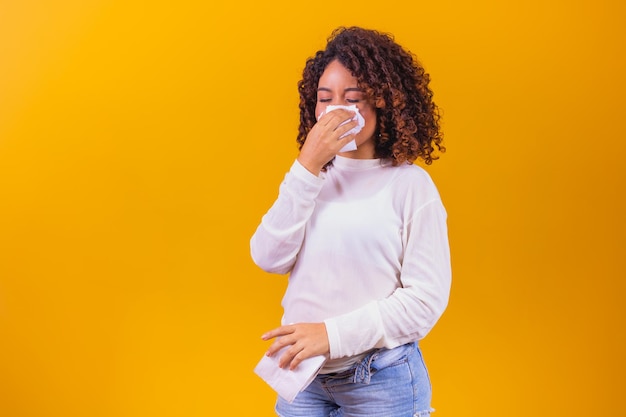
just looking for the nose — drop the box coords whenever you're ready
[334,97,352,106]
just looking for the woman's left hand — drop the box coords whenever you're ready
[261,322,329,370]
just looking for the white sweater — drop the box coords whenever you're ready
[250,155,451,372]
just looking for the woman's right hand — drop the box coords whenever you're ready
[297,109,358,176]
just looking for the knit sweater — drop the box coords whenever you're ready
[250,155,451,373]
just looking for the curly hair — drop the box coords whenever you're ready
[297,26,444,167]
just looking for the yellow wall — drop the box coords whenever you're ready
[1,1,624,416]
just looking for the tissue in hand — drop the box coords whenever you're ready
[317,104,365,152]
[254,346,327,403]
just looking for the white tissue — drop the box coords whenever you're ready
[317,104,365,152]
[254,347,327,403]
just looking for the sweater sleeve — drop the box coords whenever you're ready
[324,198,451,359]
[250,160,325,274]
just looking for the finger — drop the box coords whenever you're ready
[279,344,304,369]
[333,120,359,140]
[334,118,358,133]
[266,336,293,357]
[337,133,357,148]
[261,325,295,341]
[331,110,357,129]
[289,350,307,370]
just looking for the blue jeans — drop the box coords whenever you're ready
[275,342,434,417]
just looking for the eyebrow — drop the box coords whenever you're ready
[317,87,363,92]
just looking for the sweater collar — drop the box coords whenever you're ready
[333,155,390,170]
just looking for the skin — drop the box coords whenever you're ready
[298,59,378,175]
[262,60,378,370]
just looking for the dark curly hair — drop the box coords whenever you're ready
[297,26,444,167]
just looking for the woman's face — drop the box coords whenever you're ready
[315,59,377,158]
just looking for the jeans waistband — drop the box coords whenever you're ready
[319,342,417,387]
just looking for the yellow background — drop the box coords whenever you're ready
[1,1,624,416]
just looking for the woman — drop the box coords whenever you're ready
[250,26,451,417]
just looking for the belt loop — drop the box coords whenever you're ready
[358,349,379,384]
